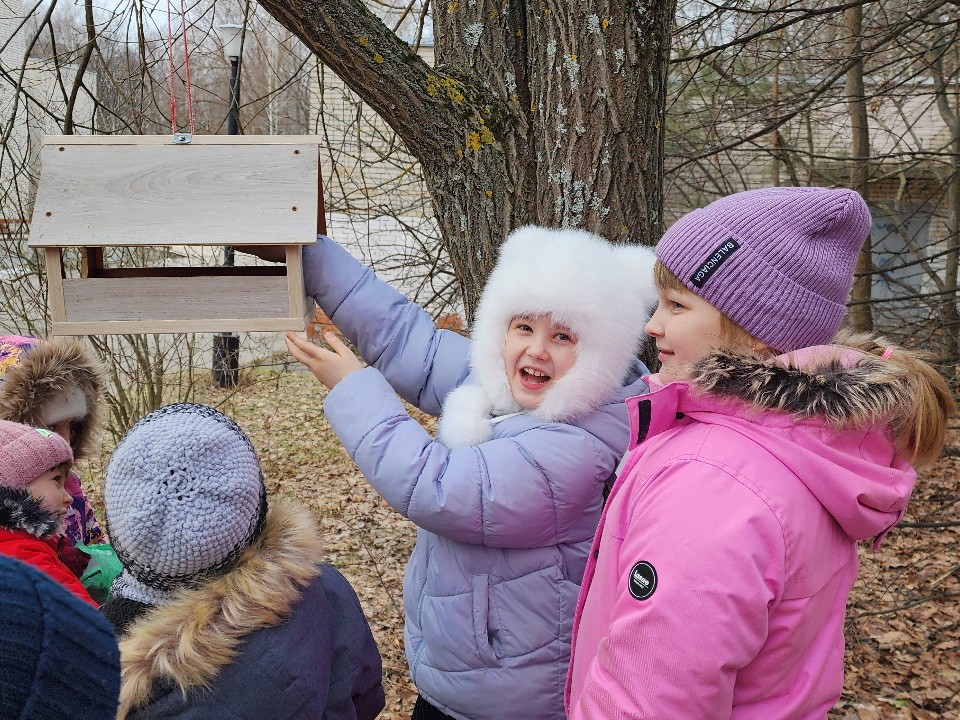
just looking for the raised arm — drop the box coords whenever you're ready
[303,236,470,415]
[323,366,616,547]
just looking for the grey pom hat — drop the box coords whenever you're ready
[105,403,267,606]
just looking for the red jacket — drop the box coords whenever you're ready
[0,528,97,606]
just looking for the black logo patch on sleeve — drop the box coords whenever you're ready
[690,238,740,289]
[628,561,658,601]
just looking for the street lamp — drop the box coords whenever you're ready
[212,21,244,388]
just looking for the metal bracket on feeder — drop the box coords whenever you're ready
[172,132,193,144]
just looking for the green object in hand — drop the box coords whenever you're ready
[76,542,122,604]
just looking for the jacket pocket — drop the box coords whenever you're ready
[418,575,499,672]
[487,564,578,660]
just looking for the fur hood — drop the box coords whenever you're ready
[0,337,105,459]
[0,486,60,539]
[688,334,905,429]
[439,226,657,448]
[116,498,323,719]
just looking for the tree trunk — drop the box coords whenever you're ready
[845,4,873,332]
[930,37,960,363]
[256,0,675,319]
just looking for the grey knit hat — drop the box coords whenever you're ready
[105,403,267,606]
[656,186,871,352]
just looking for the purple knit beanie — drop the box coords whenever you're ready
[0,420,73,488]
[656,186,871,352]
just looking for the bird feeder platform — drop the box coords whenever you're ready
[28,135,325,336]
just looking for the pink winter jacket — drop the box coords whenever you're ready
[566,346,917,719]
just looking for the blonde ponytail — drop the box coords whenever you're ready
[834,329,956,467]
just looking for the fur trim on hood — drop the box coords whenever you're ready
[438,226,657,449]
[689,335,905,429]
[0,487,60,539]
[0,337,105,459]
[115,498,323,720]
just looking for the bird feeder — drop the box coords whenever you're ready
[28,135,326,335]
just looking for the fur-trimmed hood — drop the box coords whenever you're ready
[688,342,905,429]
[115,498,324,719]
[0,486,61,539]
[438,226,657,448]
[0,336,105,459]
[636,335,919,544]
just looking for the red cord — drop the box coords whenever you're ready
[179,0,195,134]
[166,0,196,134]
[166,0,176,132]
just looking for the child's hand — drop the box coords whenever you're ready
[285,330,363,390]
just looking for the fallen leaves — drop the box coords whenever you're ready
[79,372,959,720]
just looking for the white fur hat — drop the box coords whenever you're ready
[438,226,657,448]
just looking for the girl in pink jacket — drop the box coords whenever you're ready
[565,186,955,719]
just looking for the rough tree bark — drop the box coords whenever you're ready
[929,32,960,363]
[255,0,675,318]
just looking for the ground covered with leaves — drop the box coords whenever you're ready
[83,372,959,719]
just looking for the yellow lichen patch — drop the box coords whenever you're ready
[544,8,551,15]
[466,131,481,152]
[490,8,499,18]
[449,0,459,11]
[456,148,464,158]
[359,35,369,47]
[445,79,464,105]
[485,190,493,198]
[480,125,495,145]
[426,75,465,105]
[601,17,610,29]
[374,53,384,63]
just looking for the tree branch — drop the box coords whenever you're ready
[256,0,496,163]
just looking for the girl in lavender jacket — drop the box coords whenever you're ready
[285,226,657,720]
[566,187,955,719]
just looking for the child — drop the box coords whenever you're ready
[0,335,107,575]
[0,419,97,605]
[0,554,120,720]
[284,226,658,720]
[99,403,385,720]
[565,186,956,719]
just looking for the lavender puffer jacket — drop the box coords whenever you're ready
[305,237,649,720]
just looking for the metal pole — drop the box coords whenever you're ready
[213,55,241,388]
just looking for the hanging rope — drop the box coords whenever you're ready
[166,0,196,135]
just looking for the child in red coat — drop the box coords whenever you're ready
[0,419,96,605]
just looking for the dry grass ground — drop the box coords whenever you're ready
[81,371,959,720]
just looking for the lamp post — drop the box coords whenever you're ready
[212,22,244,388]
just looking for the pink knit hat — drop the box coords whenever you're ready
[0,420,73,488]
[656,186,871,352]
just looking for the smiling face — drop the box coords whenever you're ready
[26,463,73,530]
[644,285,728,383]
[503,315,578,410]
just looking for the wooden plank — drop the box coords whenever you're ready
[91,266,286,279]
[317,147,328,236]
[285,245,306,319]
[52,318,305,336]
[29,144,318,248]
[44,135,325,146]
[80,247,104,278]
[62,276,289,323]
[44,249,66,323]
